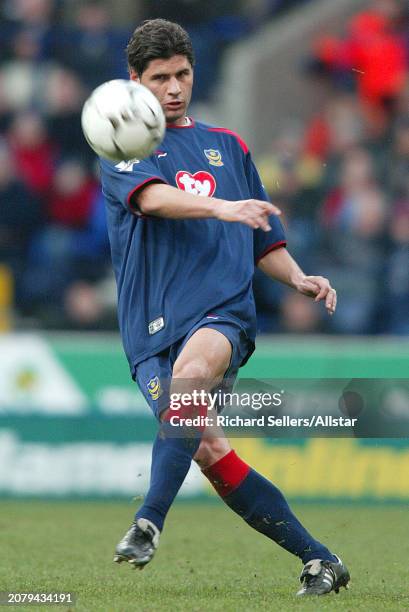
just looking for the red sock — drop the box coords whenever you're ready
[202,450,250,497]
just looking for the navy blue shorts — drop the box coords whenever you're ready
[134,314,252,420]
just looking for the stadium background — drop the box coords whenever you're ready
[0,3,408,607]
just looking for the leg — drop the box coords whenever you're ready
[135,327,232,528]
[196,434,337,564]
[196,436,350,595]
[114,327,232,568]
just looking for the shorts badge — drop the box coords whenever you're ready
[147,376,162,400]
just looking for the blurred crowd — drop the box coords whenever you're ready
[255,0,409,335]
[0,0,407,335]
[0,0,131,329]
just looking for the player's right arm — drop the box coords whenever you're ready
[137,183,281,232]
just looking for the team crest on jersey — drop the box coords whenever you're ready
[147,376,162,400]
[204,149,224,167]
[175,170,216,197]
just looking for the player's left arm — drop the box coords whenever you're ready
[257,247,337,315]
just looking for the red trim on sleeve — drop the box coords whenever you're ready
[126,176,167,214]
[255,240,287,265]
[207,127,249,154]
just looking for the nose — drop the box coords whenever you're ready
[168,76,182,96]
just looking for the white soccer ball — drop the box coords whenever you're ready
[81,79,165,161]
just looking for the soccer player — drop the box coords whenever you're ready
[100,19,350,596]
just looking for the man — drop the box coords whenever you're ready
[100,19,350,597]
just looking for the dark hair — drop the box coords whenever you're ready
[127,19,195,76]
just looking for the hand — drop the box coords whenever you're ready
[295,275,337,315]
[216,199,281,232]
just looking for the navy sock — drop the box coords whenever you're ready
[203,451,337,564]
[135,405,205,530]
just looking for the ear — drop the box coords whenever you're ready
[129,68,140,83]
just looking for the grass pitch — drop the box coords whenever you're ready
[1,501,408,611]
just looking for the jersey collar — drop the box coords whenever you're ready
[166,117,195,129]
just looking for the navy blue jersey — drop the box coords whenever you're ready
[100,119,286,377]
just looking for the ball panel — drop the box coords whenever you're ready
[81,79,165,162]
[81,99,118,161]
[115,122,152,160]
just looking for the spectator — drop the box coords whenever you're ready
[45,67,92,164]
[63,277,117,330]
[309,0,407,134]
[47,158,97,227]
[257,124,323,271]
[55,1,130,90]
[21,159,110,325]
[0,29,56,112]
[384,189,409,333]
[304,95,365,162]
[0,140,43,306]
[279,290,322,333]
[317,148,387,334]
[387,115,409,197]
[7,111,57,196]
[0,0,57,64]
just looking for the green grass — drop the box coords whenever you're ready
[1,501,408,611]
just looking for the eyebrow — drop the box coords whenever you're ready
[151,68,190,79]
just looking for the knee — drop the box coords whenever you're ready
[172,359,212,383]
[194,436,231,469]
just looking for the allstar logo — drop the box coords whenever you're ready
[175,170,216,197]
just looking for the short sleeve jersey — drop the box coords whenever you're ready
[100,119,286,377]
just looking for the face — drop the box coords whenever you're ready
[130,55,193,126]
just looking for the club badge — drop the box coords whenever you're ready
[147,376,162,400]
[204,149,224,167]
